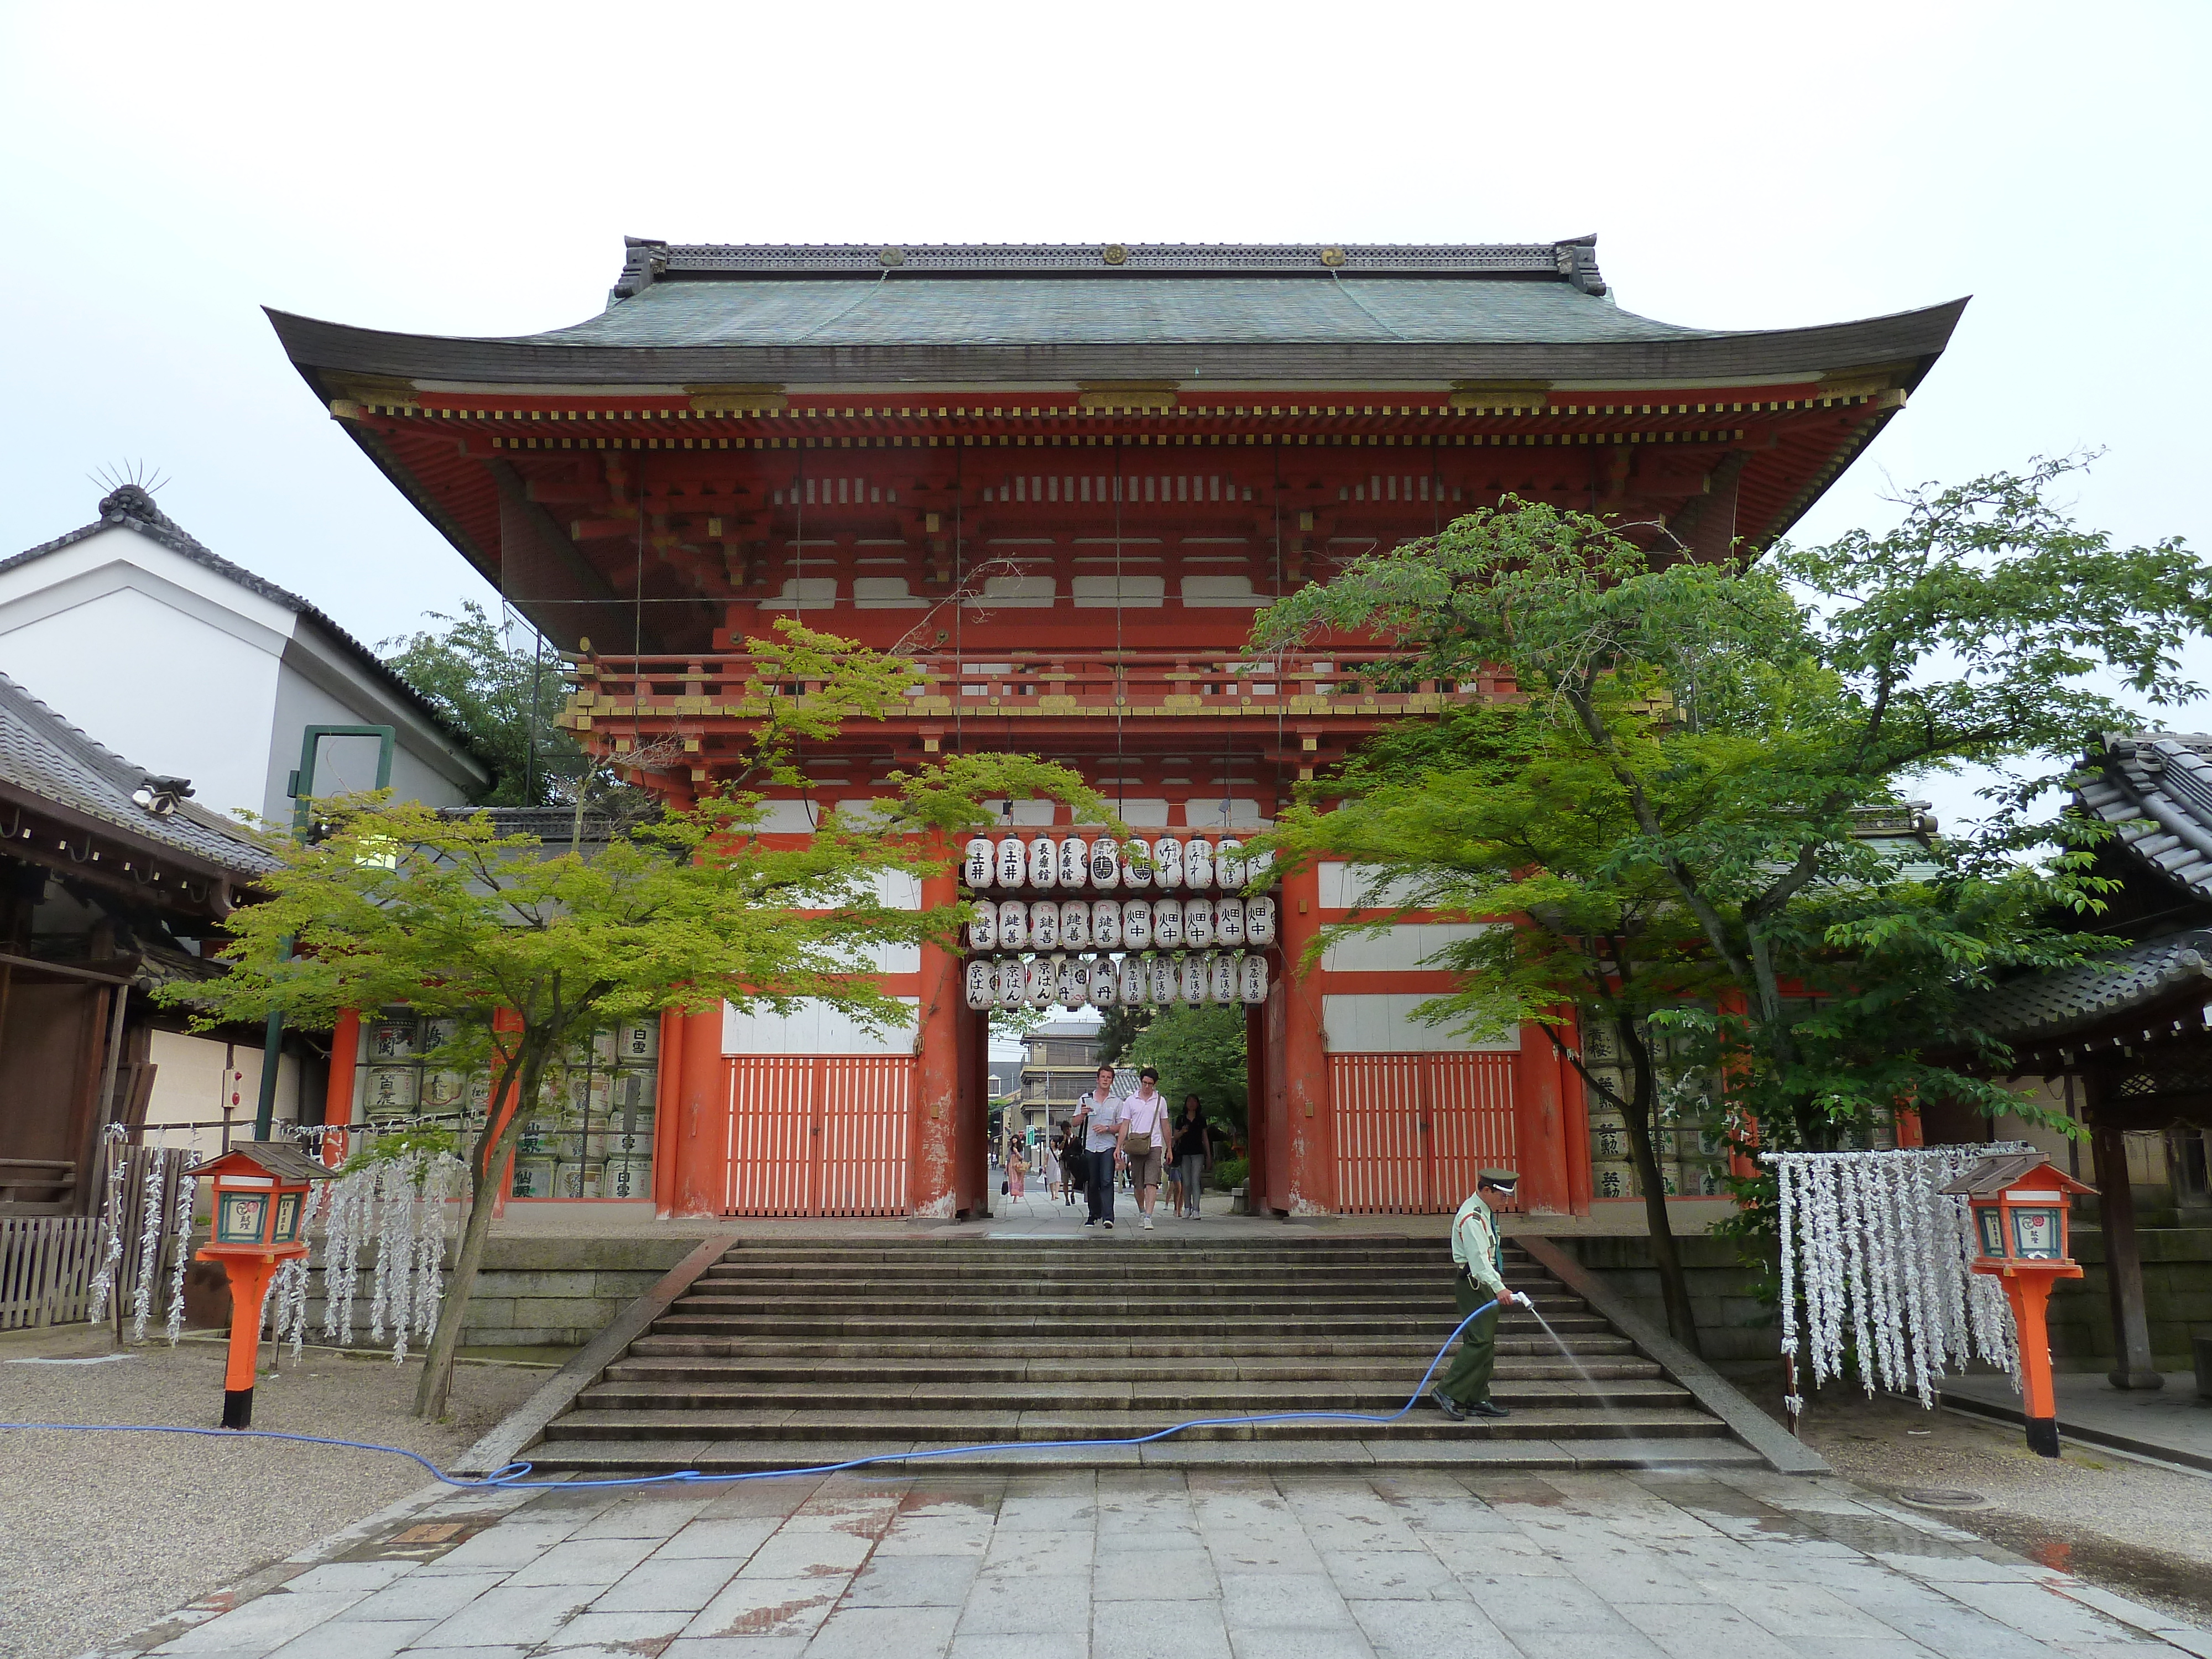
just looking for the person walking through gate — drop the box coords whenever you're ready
[1073,1065,1124,1229]
[1005,1124,1027,1200]
[1119,1067,1170,1229]
[1432,1170,1520,1421]
[1172,1094,1211,1221]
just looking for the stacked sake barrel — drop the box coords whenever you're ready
[958,832,1279,1012]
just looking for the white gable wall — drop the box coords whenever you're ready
[0,523,485,820]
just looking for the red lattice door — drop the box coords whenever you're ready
[1330,1053,1516,1213]
[721,1056,913,1217]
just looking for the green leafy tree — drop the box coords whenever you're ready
[164,625,1115,1419]
[382,601,580,806]
[1128,1004,1248,1139]
[1253,465,2208,1259]
[1092,1004,1154,1066]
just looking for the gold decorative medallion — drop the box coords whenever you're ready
[1319,246,1347,267]
[1102,244,1129,265]
[877,246,906,267]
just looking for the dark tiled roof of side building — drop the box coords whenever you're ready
[2077,733,2212,903]
[1969,930,2212,1044]
[0,486,477,754]
[0,669,277,878]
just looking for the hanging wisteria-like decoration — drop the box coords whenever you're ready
[314,1138,468,1364]
[1768,1145,2027,1416]
[163,1152,196,1347]
[86,1125,131,1323]
[128,1147,171,1343]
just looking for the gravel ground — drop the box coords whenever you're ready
[1787,1384,2212,1629]
[0,1324,540,1659]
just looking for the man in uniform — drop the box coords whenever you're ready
[1432,1170,1519,1421]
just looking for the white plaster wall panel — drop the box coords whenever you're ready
[1180,575,1276,607]
[278,620,487,803]
[268,659,474,823]
[1105,798,1171,827]
[1322,922,1497,974]
[979,798,1060,826]
[143,1029,304,1157]
[0,578,283,823]
[764,577,837,609]
[965,575,1055,608]
[1072,574,1166,608]
[723,996,920,1055]
[754,800,823,832]
[1186,799,1273,830]
[1322,993,1519,1052]
[1319,862,1428,910]
[851,577,926,609]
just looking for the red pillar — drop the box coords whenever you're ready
[321,1009,359,1166]
[1512,1021,1572,1215]
[488,1008,523,1220]
[669,1005,727,1218]
[955,1004,987,1217]
[651,1007,685,1218]
[1278,860,1332,1215]
[1558,1011,1593,1217]
[1243,1003,1271,1213]
[911,866,962,1219]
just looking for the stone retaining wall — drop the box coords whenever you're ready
[305,1235,695,1349]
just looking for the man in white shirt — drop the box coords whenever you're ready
[1119,1065,1171,1230]
[1433,1170,1520,1421]
[1072,1065,1124,1230]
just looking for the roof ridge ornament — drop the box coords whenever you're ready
[633,238,1616,281]
[612,237,671,302]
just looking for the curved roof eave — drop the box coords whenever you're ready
[266,298,1969,391]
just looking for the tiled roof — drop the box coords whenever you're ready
[0,486,474,753]
[0,669,276,878]
[1970,930,2212,1042]
[2077,733,2212,902]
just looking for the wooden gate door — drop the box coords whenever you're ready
[1330,1053,1516,1213]
[722,1056,913,1217]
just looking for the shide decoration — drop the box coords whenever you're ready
[1766,1146,2030,1418]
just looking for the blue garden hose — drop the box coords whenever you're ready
[0,1298,1499,1493]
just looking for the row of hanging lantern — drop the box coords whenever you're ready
[966,950,1269,1010]
[967,893,1277,953]
[963,834,1271,894]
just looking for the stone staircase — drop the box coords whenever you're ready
[530,1234,1764,1474]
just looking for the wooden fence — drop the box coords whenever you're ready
[1,1146,190,1332]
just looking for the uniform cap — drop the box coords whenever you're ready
[1476,1169,1520,1192]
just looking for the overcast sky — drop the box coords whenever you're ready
[3,0,2205,848]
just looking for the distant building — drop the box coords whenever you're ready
[0,486,487,825]
[1021,1019,1104,1134]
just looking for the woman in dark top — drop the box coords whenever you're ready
[1172,1094,1211,1221]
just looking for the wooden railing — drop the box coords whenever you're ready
[564,649,1506,727]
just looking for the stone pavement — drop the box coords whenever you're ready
[1939,1370,2212,1475]
[85,1463,2212,1658]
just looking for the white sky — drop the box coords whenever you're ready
[3,1,2206,839]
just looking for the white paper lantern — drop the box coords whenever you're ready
[1089,838,1120,888]
[1178,956,1207,1003]
[964,838,995,889]
[1246,846,1274,887]
[1217,837,1246,889]
[1216,895,1245,946]
[1054,955,1079,1006]
[1000,961,1028,1009]
[1092,900,1122,950]
[1027,836,1058,890]
[1088,957,1115,1006]
[1154,899,1183,949]
[1030,901,1060,951]
[1118,957,1146,1005]
[1066,957,1089,1006]
[1059,836,1088,888]
[1184,898,1215,949]
[967,902,997,952]
[1152,837,1185,890]
[1239,953,1270,1004]
[997,836,1027,888]
[1245,895,1277,946]
[964,959,993,1009]
[1060,900,1090,950]
[1186,838,1215,891]
[1120,840,1152,889]
[1210,953,1238,1003]
[1147,956,1177,1004]
[1023,958,1051,1006]
[1122,898,1152,950]
[998,900,1029,950]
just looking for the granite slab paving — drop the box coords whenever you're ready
[75,1467,2212,1659]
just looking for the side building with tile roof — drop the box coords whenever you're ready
[0,484,489,828]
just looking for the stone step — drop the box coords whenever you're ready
[578,1378,1695,1414]
[604,1355,1667,1385]
[522,1436,1766,1477]
[648,1314,1611,1340]
[542,1405,1730,1444]
[625,1334,1639,1360]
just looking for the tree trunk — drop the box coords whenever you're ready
[1618,1017,1704,1357]
[413,1048,541,1420]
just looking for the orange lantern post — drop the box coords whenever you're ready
[1939,1151,2095,1458]
[185,1145,335,1428]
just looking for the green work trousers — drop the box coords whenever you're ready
[1437,1271,1500,1407]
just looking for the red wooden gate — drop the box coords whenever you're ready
[721,1056,913,1217]
[1330,1053,1516,1213]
